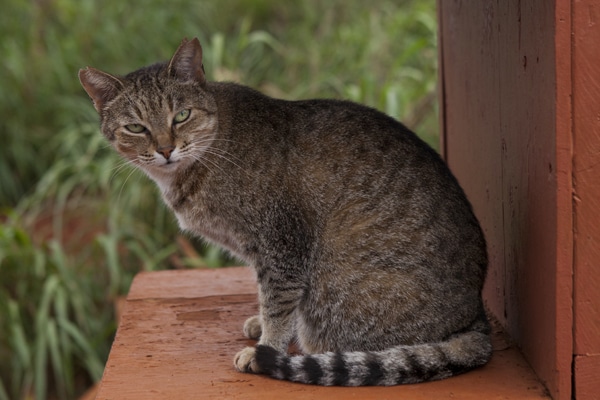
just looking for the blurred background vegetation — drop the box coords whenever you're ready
[0,0,437,398]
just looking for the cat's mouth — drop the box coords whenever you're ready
[161,159,180,168]
[151,158,181,171]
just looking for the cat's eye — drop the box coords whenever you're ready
[174,109,191,123]
[125,124,146,134]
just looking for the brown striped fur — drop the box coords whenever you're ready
[79,38,492,386]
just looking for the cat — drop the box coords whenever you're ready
[79,37,492,386]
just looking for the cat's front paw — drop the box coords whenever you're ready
[234,346,261,373]
[242,315,262,340]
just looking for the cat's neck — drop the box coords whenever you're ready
[143,166,179,198]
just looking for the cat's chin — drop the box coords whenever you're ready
[144,160,183,177]
[142,162,184,192]
[161,160,180,168]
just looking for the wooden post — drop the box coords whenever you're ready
[439,0,600,399]
[572,0,600,398]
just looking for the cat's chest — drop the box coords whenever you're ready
[173,209,192,231]
[163,187,247,258]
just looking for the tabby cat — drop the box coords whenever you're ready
[79,38,492,386]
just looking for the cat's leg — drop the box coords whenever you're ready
[242,315,262,340]
[234,279,302,373]
[240,285,264,342]
[235,316,262,378]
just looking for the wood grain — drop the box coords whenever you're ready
[572,0,600,398]
[438,1,574,398]
[95,267,549,399]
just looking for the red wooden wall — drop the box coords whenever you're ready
[438,1,600,399]
[572,0,600,398]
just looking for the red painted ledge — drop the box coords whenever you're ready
[94,267,550,399]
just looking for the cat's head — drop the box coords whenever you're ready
[79,38,217,179]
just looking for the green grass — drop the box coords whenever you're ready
[0,0,437,398]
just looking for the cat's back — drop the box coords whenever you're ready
[215,84,484,266]
[209,82,441,173]
[282,98,467,215]
[208,83,476,228]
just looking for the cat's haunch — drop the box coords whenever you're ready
[79,37,491,386]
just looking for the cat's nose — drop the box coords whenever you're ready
[157,145,175,159]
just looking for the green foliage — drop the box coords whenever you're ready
[0,221,108,399]
[0,0,438,398]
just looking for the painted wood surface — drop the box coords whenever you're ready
[572,0,600,398]
[438,1,574,399]
[95,268,549,399]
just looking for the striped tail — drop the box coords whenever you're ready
[254,330,492,386]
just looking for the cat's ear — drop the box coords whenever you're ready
[78,67,124,113]
[167,37,206,84]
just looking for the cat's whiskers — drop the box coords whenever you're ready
[104,156,144,203]
[205,144,245,164]
[188,154,221,178]
[183,142,247,179]
[182,146,232,179]
[116,161,143,203]
[188,137,247,172]
[202,148,248,176]
[109,158,137,183]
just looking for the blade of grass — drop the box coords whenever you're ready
[47,319,70,399]
[0,379,9,400]
[57,318,104,381]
